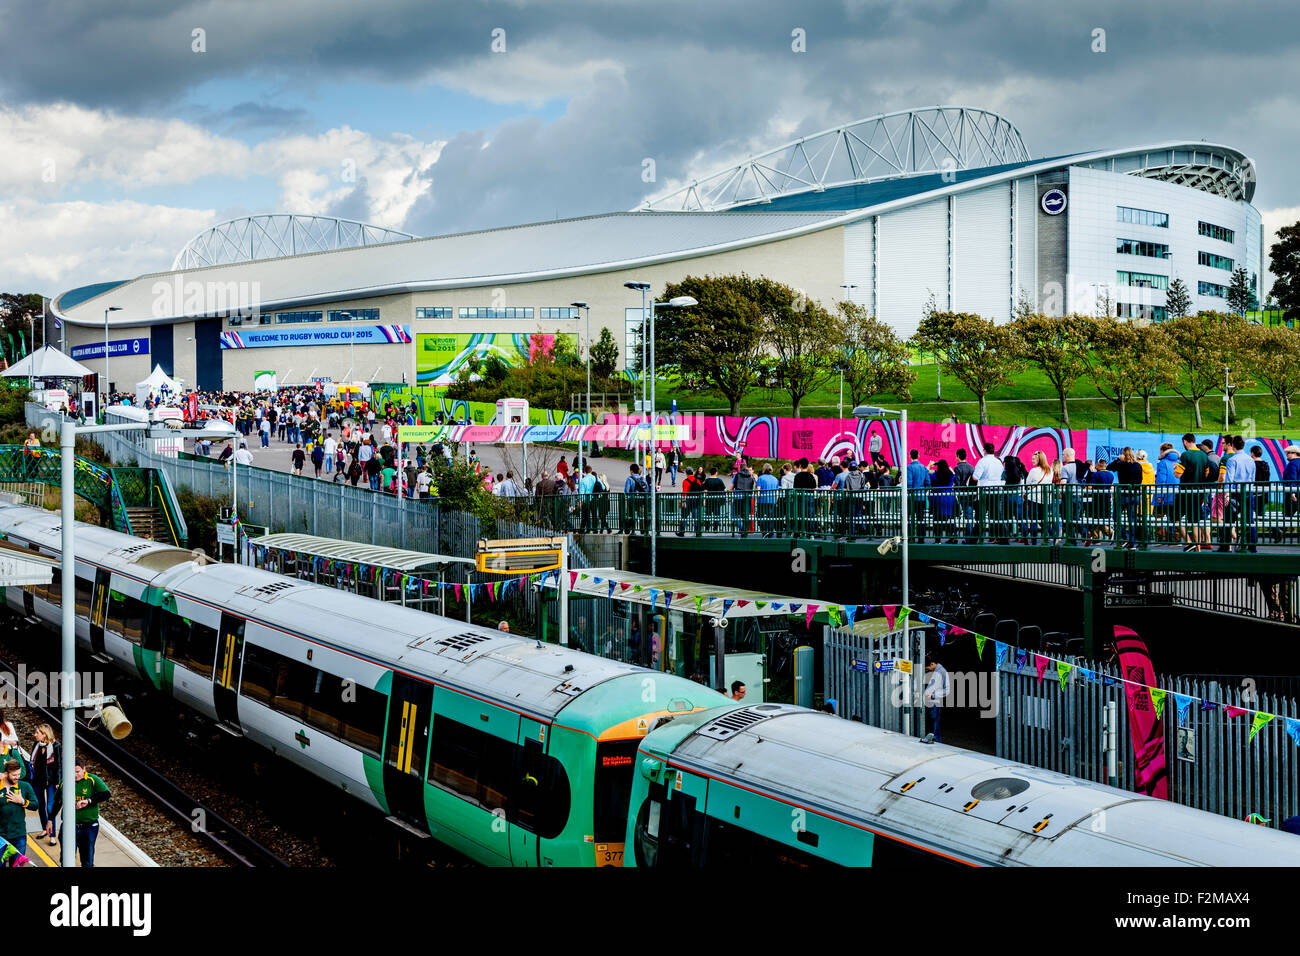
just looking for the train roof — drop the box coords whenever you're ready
[652,705,1300,866]
[0,505,195,575]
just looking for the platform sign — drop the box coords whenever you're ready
[872,659,913,674]
[476,537,564,574]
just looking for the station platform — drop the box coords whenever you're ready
[22,809,155,868]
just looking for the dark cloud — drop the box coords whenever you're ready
[205,101,311,134]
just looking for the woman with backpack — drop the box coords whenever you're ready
[930,459,955,543]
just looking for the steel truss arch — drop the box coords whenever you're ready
[172,214,417,270]
[637,106,1031,211]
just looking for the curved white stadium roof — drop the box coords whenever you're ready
[54,123,1257,330]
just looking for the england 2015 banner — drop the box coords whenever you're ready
[220,325,411,349]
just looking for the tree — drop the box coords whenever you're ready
[1163,313,1235,428]
[1243,324,1300,426]
[1010,312,1090,426]
[1226,266,1254,316]
[1165,278,1192,319]
[911,312,1024,425]
[1129,323,1177,424]
[655,275,768,415]
[836,302,916,407]
[0,293,46,366]
[1084,316,1144,430]
[747,277,840,416]
[590,326,619,379]
[1269,222,1300,321]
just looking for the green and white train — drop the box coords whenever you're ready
[3,500,1298,868]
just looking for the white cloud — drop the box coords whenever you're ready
[0,198,216,293]
[427,49,625,108]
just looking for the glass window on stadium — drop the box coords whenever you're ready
[328,308,379,322]
[625,307,645,368]
[1117,303,1168,321]
[1199,281,1228,298]
[457,307,534,319]
[276,311,323,324]
[415,307,453,319]
[1116,238,1169,258]
[1198,251,1234,271]
[1199,221,1235,243]
[540,307,579,319]
[1117,206,1168,228]
[1116,271,1168,290]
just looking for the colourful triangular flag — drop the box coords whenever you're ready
[995,641,1008,668]
[1174,694,1194,726]
[936,621,948,645]
[974,634,986,659]
[1149,688,1166,720]
[883,605,897,631]
[1034,654,1049,684]
[843,605,857,627]
[1056,661,1071,690]
[1250,712,1275,742]
[806,604,819,628]
[1286,717,1300,748]
[1225,705,1248,719]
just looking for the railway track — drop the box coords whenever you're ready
[0,651,288,868]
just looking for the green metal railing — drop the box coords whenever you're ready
[110,466,188,546]
[530,483,1300,551]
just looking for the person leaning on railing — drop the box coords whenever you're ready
[1222,436,1258,553]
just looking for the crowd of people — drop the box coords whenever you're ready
[0,711,110,868]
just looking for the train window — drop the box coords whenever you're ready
[36,568,61,605]
[869,834,961,868]
[305,669,343,739]
[107,589,146,644]
[593,741,640,842]
[699,817,833,868]
[337,683,386,759]
[240,643,274,705]
[428,716,513,814]
[270,656,312,722]
[74,575,92,617]
[163,613,218,679]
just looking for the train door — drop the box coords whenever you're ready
[89,569,111,660]
[383,673,432,831]
[510,719,547,867]
[213,613,245,730]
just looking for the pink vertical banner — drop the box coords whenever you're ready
[1114,626,1169,800]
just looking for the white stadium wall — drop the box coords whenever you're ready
[876,198,948,337]
[952,183,1012,322]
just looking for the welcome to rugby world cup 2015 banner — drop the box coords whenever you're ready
[220,325,412,349]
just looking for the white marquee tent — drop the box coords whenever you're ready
[0,345,93,380]
[136,365,183,405]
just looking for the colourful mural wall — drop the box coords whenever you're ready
[371,384,587,428]
[415,332,578,387]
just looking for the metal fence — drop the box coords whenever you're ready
[88,426,441,550]
[529,482,1300,551]
[825,619,1300,827]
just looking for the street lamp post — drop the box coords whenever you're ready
[571,301,591,466]
[624,283,650,470]
[103,306,122,403]
[853,404,918,735]
[625,283,697,575]
[839,285,858,420]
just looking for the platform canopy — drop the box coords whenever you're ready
[249,532,474,572]
[540,567,846,621]
[1,345,93,380]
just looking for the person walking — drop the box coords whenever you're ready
[1178,433,1213,552]
[30,724,59,846]
[654,449,666,488]
[310,442,325,478]
[0,759,35,857]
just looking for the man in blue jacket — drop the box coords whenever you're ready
[1282,446,1300,540]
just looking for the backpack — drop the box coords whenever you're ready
[843,470,866,491]
[631,474,649,495]
[1003,455,1028,484]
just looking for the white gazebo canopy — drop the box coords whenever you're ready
[136,365,182,404]
[1,345,93,379]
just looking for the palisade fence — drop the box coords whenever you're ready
[825,621,1300,828]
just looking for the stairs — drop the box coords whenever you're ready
[126,506,172,543]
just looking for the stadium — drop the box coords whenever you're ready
[50,106,1262,395]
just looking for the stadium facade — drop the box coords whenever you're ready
[51,107,1261,394]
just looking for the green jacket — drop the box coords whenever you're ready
[0,780,36,844]
[55,774,110,825]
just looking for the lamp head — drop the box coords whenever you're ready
[667,296,698,308]
[624,281,651,292]
[570,301,588,309]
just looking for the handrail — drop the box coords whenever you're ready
[524,481,1300,551]
[152,468,188,547]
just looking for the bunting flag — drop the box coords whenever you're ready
[569,571,579,589]
[843,604,857,627]
[1287,718,1300,748]
[950,626,968,639]
[1034,654,1049,684]
[693,595,703,613]
[1174,694,1195,726]
[1201,700,1218,711]
[916,612,930,624]
[609,580,617,599]
[995,641,1008,668]
[722,599,734,616]
[897,608,911,626]
[883,605,897,631]
[805,604,819,628]
[737,600,751,608]
[936,621,948,645]
[633,585,643,593]
[1225,705,1248,720]
[1077,667,1096,683]
[974,634,986,660]
[755,601,767,611]
[1250,712,1275,743]
[1057,661,1072,690]
[649,589,659,609]
[580,573,589,582]
[1149,688,1166,720]
[620,583,631,591]
[771,602,784,611]
[1016,651,1027,674]
[827,605,841,627]
[592,576,603,586]
[789,603,801,614]
[665,592,673,610]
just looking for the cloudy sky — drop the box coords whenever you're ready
[3,0,1298,298]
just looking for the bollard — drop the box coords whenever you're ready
[794,645,814,709]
